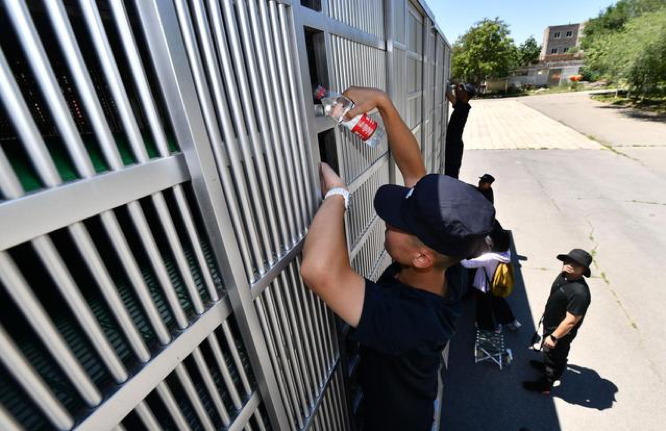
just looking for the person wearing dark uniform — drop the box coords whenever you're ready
[351,262,466,430]
[300,86,495,431]
[524,249,592,394]
[477,173,495,204]
[444,83,476,179]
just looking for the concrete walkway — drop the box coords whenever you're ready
[461,99,601,150]
[440,95,666,431]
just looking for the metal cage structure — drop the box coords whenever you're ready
[0,0,451,430]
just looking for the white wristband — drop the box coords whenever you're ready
[324,187,350,210]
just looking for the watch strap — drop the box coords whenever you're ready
[324,187,350,210]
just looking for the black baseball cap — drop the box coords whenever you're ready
[479,174,495,184]
[374,174,496,259]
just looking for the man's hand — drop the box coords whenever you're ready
[454,83,470,104]
[445,82,456,105]
[342,86,390,120]
[320,162,346,195]
[543,335,558,349]
[340,86,425,187]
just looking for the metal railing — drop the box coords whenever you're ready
[0,0,451,430]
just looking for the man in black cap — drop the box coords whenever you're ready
[477,173,495,204]
[444,82,476,179]
[301,86,495,431]
[524,249,593,394]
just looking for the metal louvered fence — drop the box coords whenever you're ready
[0,0,451,430]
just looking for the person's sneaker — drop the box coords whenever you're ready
[522,379,552,394]
[529,360,546,373]
[507,320,522,331]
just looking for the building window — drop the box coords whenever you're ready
[563,47,569,53]
[551,48,558,54]
[566,30,573,37]
[553,31,561,39]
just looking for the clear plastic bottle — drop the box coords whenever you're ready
[314,85,385,148]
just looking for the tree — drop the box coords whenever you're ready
[586,8,666,92]
[517,36,542,66]
[581,0,666,50]
[581,0,666,93]
[451,18,519,84]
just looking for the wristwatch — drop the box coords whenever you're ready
[549,334,558,342]
[325,187,350,210]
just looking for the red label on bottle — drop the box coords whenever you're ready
[351,114,378,141]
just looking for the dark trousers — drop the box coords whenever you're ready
[543,336,573,384]
[444,102,470,179]
[444,140,464,179]
[475,289,516,330]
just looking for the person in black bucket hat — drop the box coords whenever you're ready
[301,86,495,431]
[524,249,593,394]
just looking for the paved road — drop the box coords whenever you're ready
[520,91,666,148]
[440,93,666,431]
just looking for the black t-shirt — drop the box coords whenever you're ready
[349,263,465,431]
[445,102,471,144]
[543,273,591,338]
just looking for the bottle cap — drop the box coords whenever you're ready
[314,85,327,100]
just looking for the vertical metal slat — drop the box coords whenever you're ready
[0,325,74,430]
[179,0,264,278]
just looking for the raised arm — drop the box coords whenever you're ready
[343,87,426,187]
[300,163,365,327]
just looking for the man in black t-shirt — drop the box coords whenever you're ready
[477,173,495,204]
[524,249,592,394]
[301,87,495,430]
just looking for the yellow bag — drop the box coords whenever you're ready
[488,262,515,298]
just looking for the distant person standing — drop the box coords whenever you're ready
[524,249,593,394]
[444,82,476,179]
[477,174,495,204]
[461,226,520,331]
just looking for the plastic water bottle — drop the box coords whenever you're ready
[314,85,385,148]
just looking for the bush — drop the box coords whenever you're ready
[579,66,601,82]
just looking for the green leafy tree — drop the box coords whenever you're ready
[517,36,542,66]
[581,0,666,50]
[451,18,519,84]
[586,8,666,92]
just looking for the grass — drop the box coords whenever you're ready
[591,92,666,115]
[526,85,590,95]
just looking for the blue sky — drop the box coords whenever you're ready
[429,0,617,46]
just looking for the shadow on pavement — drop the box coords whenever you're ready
[594,104,666,123]
[552,364,618,411]
[440,232,562,431]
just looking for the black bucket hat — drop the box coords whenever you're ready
[479,174,495,184]
[373,174,496,259]
[557,249,592,277]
